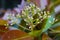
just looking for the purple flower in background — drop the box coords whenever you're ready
[14,0,25,13]
[40,0,48,10]
[55,5,60,13]
[3,0,25,20]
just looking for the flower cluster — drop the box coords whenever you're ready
[6,3,58,31]
[21,3,57,31]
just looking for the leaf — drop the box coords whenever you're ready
[1,30,32,40]
[0,25,8,32]
[51,22,60,28]
[0,20,7,25]
[41,13,55,33]
[14,36,33,40]
[53,26,60,31]
[48,22,60,33]
[0,25,9,38]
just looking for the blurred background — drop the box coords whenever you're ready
[0,0,60,40]
[0,0,22,9]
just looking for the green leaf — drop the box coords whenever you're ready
[41,12,55,33]
[51,22,60,28]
